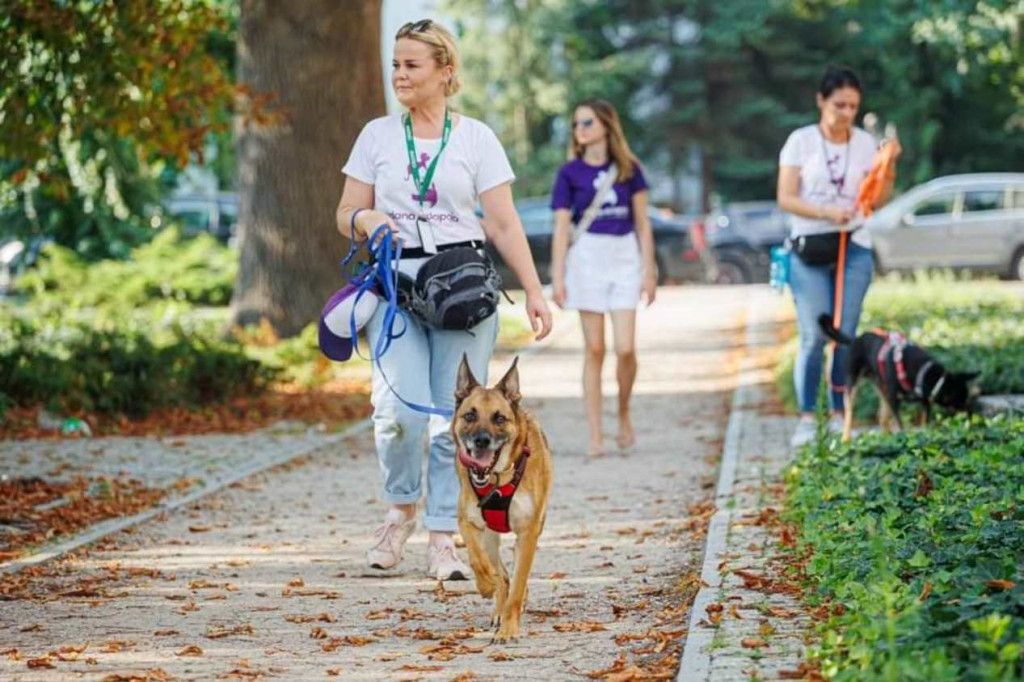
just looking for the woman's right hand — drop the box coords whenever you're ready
[354,209,400,244]
[552,277,567,309]
[821,205,854,225]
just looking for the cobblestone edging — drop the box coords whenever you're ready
[678,289,812,682]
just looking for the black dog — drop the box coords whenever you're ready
[817,314,979,441]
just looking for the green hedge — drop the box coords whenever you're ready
[786,417,1024,681]
[16,227,237,309]
[0,315,277,419]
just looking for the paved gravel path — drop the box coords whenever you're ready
[0,285,746,681]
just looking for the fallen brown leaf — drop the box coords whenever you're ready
[101,640,136,653]
[919,582,933,602]
[177,645,204,657]
[27,658,56,669]
[986,579,1015,590]
[101,670,174,682]
[285,612,335,624]
[741,638,768,649]
[553,621,607,633]
[585,654,627,679]
[206,624,254,639]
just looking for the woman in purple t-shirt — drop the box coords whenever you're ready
[550,99,657,456]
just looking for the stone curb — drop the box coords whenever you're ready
[676,291,770,682]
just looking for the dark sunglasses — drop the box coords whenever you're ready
[572,118,595,129]
[398,19,433,36]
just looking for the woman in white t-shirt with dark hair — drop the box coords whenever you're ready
[335,19,552,580]
[777,65,901,448]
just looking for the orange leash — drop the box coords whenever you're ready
[832,231,849,330]
[831,138,897,400]
[829,231,849,398]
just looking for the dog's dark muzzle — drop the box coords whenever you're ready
[457,431,504,474]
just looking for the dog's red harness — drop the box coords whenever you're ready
[874,329,913,393]
[467,447,530,534]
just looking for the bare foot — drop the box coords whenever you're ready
[616,418,636,450]
[586,438,605,457]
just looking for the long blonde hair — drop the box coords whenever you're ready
[567,99,637,182]
[395,19,462,97]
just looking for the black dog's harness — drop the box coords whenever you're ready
[469,447,531,534]
[873,328,946,400]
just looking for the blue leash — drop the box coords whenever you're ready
[344,222,455,418]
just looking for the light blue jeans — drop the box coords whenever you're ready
[365,306,498,532]
[788,243,874,412]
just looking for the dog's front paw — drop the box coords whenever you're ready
[491,615,520,643]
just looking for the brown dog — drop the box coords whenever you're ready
[452,355,552,643]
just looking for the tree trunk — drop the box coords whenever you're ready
[231,0,385,337]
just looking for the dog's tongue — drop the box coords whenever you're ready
[458,448,493,471]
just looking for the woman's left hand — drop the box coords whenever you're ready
[525,290,553,341]
[642,267,657,306]
[886,136,903,160]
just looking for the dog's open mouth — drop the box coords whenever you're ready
[458,447,500,486]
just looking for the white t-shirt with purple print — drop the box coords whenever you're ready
[342,113,515,249]
[550,159,648,236]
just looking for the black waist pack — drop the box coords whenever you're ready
[397,247,505,331]
[792,231,847,266]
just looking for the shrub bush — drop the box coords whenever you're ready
[16,227,237,309]
[787,417,1024,681]
[0,314,276,419]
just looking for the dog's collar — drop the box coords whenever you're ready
[929,371,947,402]
[912,359,947,402]
[469,446,531,534]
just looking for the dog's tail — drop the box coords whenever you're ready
[817,314,855,345]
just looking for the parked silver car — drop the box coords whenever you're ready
[866,173,1024,280]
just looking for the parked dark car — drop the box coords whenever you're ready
[702,201,791,284]
[485,197,705,288]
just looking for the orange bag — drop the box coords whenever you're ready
[854,140,898,218]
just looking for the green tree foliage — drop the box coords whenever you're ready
[446,0,1024,208]
[0,0,234,258]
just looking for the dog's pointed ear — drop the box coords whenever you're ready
[455,353,479,403]
[497,356,521,405]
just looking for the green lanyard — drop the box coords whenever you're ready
[403,109,452,210]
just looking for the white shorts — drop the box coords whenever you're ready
[564,231,642,313]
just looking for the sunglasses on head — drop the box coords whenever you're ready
[398,19,433,36]
[572,118,595,129]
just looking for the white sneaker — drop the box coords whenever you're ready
[366,508,416,570]
[427,538,471,581]
[790,415,818,450]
